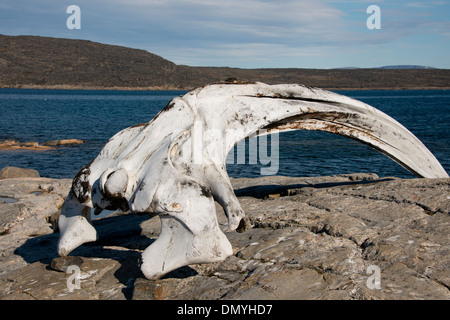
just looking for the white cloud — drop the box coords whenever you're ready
[100,0,346,41]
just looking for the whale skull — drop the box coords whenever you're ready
[56,83,448,280]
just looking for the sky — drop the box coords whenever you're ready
[0,0,449,69]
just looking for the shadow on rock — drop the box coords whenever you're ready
[234,177,394,199]
[14,212,158,299]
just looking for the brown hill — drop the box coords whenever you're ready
[1,34,449,90]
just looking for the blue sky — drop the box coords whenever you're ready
[1,0,449,68]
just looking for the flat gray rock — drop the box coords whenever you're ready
[0,174,449,300]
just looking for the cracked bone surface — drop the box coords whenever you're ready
[57,82,448,280]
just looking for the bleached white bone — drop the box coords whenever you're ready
[57,82,448,280]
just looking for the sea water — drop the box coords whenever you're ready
[0,88,448,179]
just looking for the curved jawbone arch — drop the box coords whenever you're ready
[56,82,448,280]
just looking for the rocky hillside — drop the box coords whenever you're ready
[1,34,450,90]
[0,170,448,300]
[0,34,178,89]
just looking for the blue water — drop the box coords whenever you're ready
[0,88,448,179]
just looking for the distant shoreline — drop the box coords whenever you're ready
[2,84,450,91]
[2,35,450,92]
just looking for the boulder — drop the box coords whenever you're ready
[0,167,40,180]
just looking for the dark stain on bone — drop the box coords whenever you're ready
[199,184,212,198]
[163,102,176,112]
[150,102,176,123]
[130,122,148,129]
[247,94,342,106]
[72,162,92,204]
[180,180,194,188]
[138,180,146,192]
[180,180,212,198]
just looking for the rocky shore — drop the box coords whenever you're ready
[0,168,448,300]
